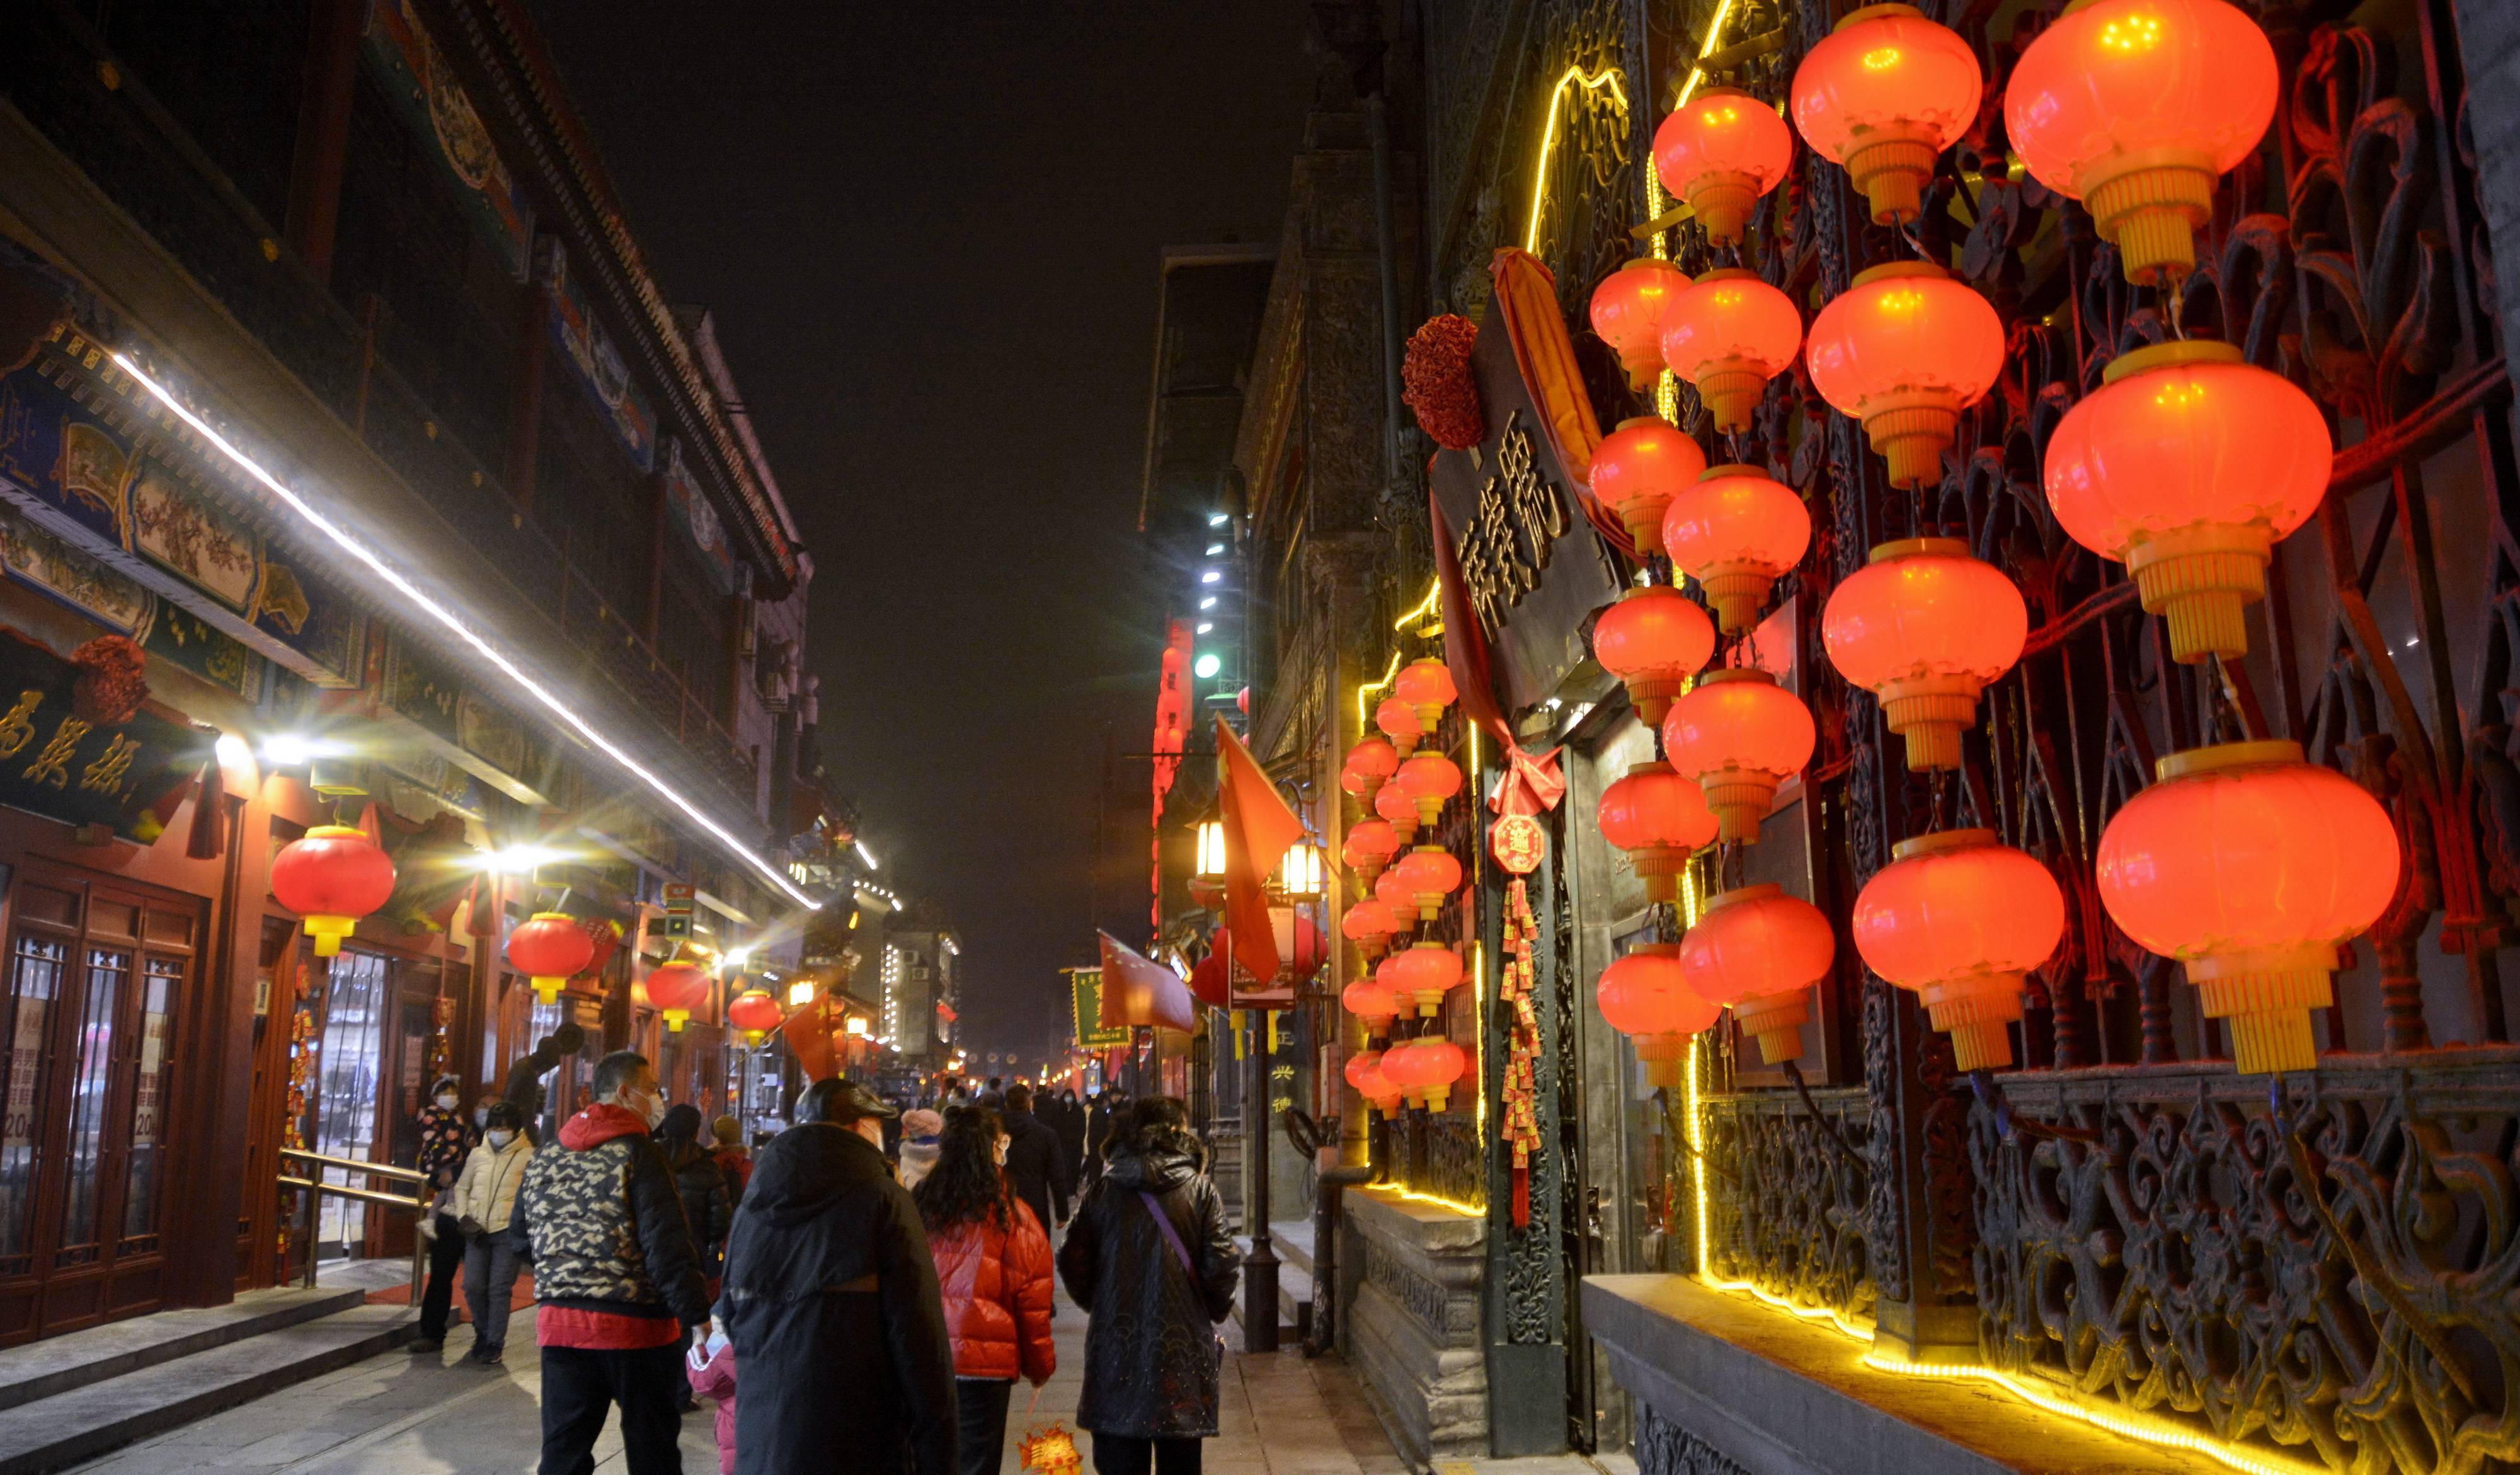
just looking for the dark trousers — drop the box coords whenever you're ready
[1091,1434,1201,1475]
[416,1212,465,1340]
[539,1342,686,1475]
[956,1377,1013,1475]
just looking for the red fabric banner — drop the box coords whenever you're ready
[1215,715,1305,986]
[1097,931,1200,1035]
[1488,249,1639,563]
[1431,490,1568,817]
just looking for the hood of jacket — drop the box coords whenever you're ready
[1102,1142,1200,1195]
[742,1122,892,1230]
[558,1102,649,1151]
[660,1137,711,1173]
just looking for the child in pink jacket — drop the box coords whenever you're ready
[684,1318,737,1475]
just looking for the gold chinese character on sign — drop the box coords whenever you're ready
[0,691,40,758]
[1450,410,1571,638]
[81,735,137,795]
[23,717,91,789]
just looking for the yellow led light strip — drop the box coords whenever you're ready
[1526,66,1632,253]
[1355,651,1402,732]
[1674,0,1741,109]
[1394,578,1441,633]
[110,352,822,910]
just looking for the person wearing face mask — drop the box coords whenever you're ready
[717,1077,954,1475]
[512,1050,711,1475]
[449,1102,532,1363]
[410,1074,475,1353]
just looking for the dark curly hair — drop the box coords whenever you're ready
[912,1105,1011,1234]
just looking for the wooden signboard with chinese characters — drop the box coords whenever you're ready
[0,627,210,839]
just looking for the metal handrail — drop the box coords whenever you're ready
[276,1149,433,1297]
[280,1147,430,1185]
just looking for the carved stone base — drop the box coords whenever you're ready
[1340,1187,1486,1463]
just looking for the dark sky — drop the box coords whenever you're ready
[530,4,1313,1069]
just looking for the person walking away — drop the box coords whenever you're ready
[410,1074,473,1353]
[711,1115,752,1205]
[450,1101,532,1363]
[658,1104,735,1411]
[998,1086,1071,1236]
[898,1109,944,1191]
[1058,1098,1237,1475]
[512,1051,712,1475]
[716,1077,955,1475]
[685,1317,739,1475]
[1082,1090,1128,1191]
[1051,1090,1087,1183]
[916,1106,1055,1475]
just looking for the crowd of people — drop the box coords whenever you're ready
[404,1048,1235,1475]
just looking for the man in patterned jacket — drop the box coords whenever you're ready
[513,1050,711,1475]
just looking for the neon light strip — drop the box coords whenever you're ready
[1525,66,1632,253]
[1355,651,1402,732]
[1674,0,1741,108]
[110,352,822,910]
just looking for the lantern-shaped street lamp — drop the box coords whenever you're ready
[2006,0,2278,285]
[1821,538,2026,772]
[1853,829,2065,1072]
[1268,909,1326,985]
[1395,750,1464,828]
[1663,465,1812,636]
[1653,86,1796,246]
[727,988,784,1047]
[1341,897,1401,965]
[1395,658,1457,733]
[1342,818,1402,885]
[1343,737,1400,805]
[1805,262,2003,490]
[1596,760,1718,902]
[2042,340,2330,663]
[1679,884,1835,1064]
[1790,3,1983,226]
[1658,269,1803,436]
[1194,820,1227,881]
[1590,417,1707,558]
[1662,669,1816,844]
[1276,841,1326,900]
[1375,696,1424,755]
[1598,943,1721,1087]
[644,958,711,1032]
[1591,585,1715,726]
[1391,940,1466,1019]
[2097,741,2399,1074]
[1394,844,1463,924]
[1373,780,1421,845]
[508,912,597,1006]
[270,825,396,958]
[1589,258,1693,391]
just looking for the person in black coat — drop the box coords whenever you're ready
[501,1023,585,1145]
[998,1085,1072,1234]
[657,1104,735,1272]
[1051,1090,1087,1179]
[1057,1096,1236,1474]
[718,1077,956,1475]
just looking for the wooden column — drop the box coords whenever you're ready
[282,0,364,282]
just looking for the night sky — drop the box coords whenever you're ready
[530,4,1312,1069]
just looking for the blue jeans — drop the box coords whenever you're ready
[462,1225,521,1353]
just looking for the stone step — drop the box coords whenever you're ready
[1230,1234,1315,1336]
[0,1302,416,1474]
[0,1286,368,1413]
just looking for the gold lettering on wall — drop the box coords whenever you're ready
[1454,410,1570,636]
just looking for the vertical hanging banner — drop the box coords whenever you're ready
[1070,968,1128,1049]
[1150,619,1193,928]
[1213,715,1303,998]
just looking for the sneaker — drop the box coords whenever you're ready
[409,1338,444,1354]
[475,1346,503,1366]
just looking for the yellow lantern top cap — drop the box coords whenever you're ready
[1695,666,1778,688]
[1615,415,1673,432]
[1836,3,1928,31]
[1694,266,1762,284]
[2155,738,2305,783]
[1626,759,1677,779]
[1704,882,1784,912]
[1700,462,1772,481]
[1868,536,1972,564]
[2102,336,2245,386]
[1891,826,1998,861]
[306,824,367,840]
[1628,941,1682,960]
[528,910,573,922]
[1850,260,1950,289]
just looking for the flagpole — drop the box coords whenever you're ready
[1242,1005,1278,1353]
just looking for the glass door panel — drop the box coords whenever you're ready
[54,949,125,1266]
[314,950,387,1253]
[0,936,64,1274]
[120,956,181,1248]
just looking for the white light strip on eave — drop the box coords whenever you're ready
[110,351,821,910]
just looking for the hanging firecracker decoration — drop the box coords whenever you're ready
[1342,818,1402,885]
[1821,538,2027,771]
[1658,269,1804,435]
[2005,0,2277,285]
[1591,585,1715,726]
[1341,978,1400,1040]
[2096,740,2399,1075]
[507,911,598,1006]
[1589,258,1695,390]
[1390,939,1466,1018]
[1395,750,1464,828]
[1342,737,1401,805]
[1500,880,1544,1228]
[1395,658,1458,732]
[270,825,397,957]
[1804,262,2004,490]
[1402,314,1487,450]
[1661,669,1815,843]
[1678,884,1835,1064]
[726,988,784,1047]
[1590,417,1707,558]
[1661,464,1811,636]
[1373,780,1422,845]
[644,958,712,1032]
[1490,813,1547,875]
[1597,943,1721,1086]
[2042,340,2330,663]
[1853,829,2065,1072]
[1652,86,1796,246]
[1596,760,1719,902]
[1375,696,1424,755]
[1394,844,1464,923]
[1790,3,1983,226]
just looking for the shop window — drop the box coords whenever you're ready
[0,936,66,1273]
[312,950,389,1253]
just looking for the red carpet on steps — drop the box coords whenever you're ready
[364,1268,536,1313]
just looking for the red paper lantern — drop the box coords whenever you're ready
[1591,587,1716,726]
[1821,537,2025,772]
[1589,258,1693,389]
[1395,658,1458,732]
[1372,866,1417,927]
[644,960,711,1033]
[1390,940,1466,1019]
[1341,897,1401,963]
[1679,884,1834,1064]
[2096,740,2399,1075]
[1372,779,1423,846]
[1790,3,1982,226]
[1658,269,1804,435]
[1662,464,1811,635]
[507,911,598,1006]
[1853,829,2065,1072]
[270,825,396,957]
[2042,340,2329,663]
[1341,979,1400,1033]
[1804,261,2003,489]
[1595,760,1718,902]
[1589,417,1707,558]
[1652,86,1796,246]
[1343,737,1401,804]
[1190,934,1230,1008]
[1375,695,1424,755]
[1342,818,1402,884]
[1343,1047,1402,1112]
[1395,750,1464,827]
[1381,1035,1469,1113]
[1661,669,1816,843]
[1394,845,1463,923]
[1597,943,1721,1086]
[726,987,784,1046]
[2006,0,2278,284]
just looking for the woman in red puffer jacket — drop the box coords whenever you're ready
[914,1105,1057,1475]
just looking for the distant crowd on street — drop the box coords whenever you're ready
[406,1041,1235,1475]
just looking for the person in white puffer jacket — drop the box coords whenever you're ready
[449,1101,534,1363]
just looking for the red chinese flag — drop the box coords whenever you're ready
[1096,931,1200,1034]
[1215,715,1305,987]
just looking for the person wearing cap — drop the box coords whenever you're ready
[717,1077,956,1475]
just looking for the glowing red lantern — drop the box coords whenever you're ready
[2043,340,2329,663]
[1658,268,1803,436]
[1589,417,1707,558]
[2097,740,2399,1075]
[270,824,396,957]
[2006,0,2278,285]
[1589,258,1693,390]
[1394,844,1463,923]
[1375,695,1423,755]
[1395,658,1457,732]
[1343,736,1400,804]
[644,959,711,1033]
[1373,779,1421,845]
[1661,669,1816,844]
[1804,262,2003,490]
[1790,3,1982,226]
[1853,829,2065,1072]
[1372,866,1417,927]
[1342,898,1400,963]
[1597,943,1721,1086]
[1596,760,1718,902]
[1390,940,1466,1018]
[1341,978,1400,1034]
[1652,86,1796,246]
[1395,750,1464,827]
[1678,884,1834,1064]
[1189,944,1228,1008]
[1342,818,1402,884]
[507,912,597,1006]
[1591,586,1715,726]
[726,987,784,1047]
[1821,537,2025,772]
[1344,1047,1402,1113]
[1662,464,1812,635]
[1382,1035,1469,1113]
